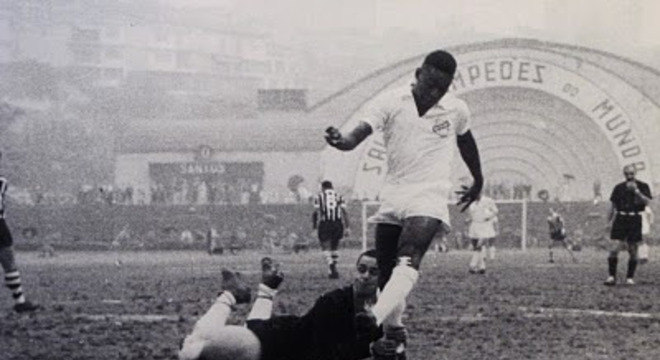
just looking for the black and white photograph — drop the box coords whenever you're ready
[1,0,660,359]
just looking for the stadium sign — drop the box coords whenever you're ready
[179,162,226,175]
[334,43,660,200]
[450,57,648,173]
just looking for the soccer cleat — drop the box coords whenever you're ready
[221,269,252,304]
[468,268,477,274]
[261,257,284,289]
[625,278,635,285]
[385,326,408,360]
[355,311,379,341]
[604,276,616,286]
[477,269,486,274]
[14,301,40,313]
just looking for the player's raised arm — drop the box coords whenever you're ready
[456,130,484,211]
[324,121,373,151]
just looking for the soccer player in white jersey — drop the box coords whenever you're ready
[324,50,483,359]
[466,194,498,273]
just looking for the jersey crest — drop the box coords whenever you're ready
[431,119,451,138]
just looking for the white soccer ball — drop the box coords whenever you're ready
[179,326,261,360]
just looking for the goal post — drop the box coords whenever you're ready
[360,199,529,251]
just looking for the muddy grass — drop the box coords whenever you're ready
[2,248,660,359]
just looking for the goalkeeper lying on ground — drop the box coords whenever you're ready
[179,250,403,360]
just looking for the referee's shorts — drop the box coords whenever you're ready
[611,213,642,243]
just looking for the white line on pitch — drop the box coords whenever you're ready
[74,314,183,322]
[533,263,588,268]
[519,306,660,319]
[71,307,660,324]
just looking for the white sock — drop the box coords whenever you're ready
[187,292,234,341]
[489,246,496,260]
[371,263,418,326]
[383,299,406,328]
[247,284,277,320]
[469,252,478,269]
[479,248,487,270]
[323,251,332,265]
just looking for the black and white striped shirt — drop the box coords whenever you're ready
[314,189,345,223]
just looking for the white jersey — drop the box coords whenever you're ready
[361,85,471,227]
[361,86,470,190]
[467,196,498,239]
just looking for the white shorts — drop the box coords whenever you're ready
[368,181,451,229]
[468,222,497,239]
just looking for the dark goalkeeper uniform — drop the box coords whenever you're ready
[246,286,379,360]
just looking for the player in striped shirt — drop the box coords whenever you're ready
[313,181,350,279]
[0,152,39,312]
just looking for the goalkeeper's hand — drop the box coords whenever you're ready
[371,338,398,359]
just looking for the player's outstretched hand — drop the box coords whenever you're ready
[343,228,351,238]
[456,183,482,212]
[324,126,342,147]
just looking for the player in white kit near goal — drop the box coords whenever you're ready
[466,194,498,273]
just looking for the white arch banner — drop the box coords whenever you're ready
[325,50,660,200]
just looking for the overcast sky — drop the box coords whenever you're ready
[167,0,660,98]
[173,0,660,50]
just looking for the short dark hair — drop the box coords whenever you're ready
[623,165,636,174]
[321,180,333,189]
[356,248,377,265]
[423,50,457,75]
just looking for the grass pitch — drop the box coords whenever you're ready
[2,247,660,360]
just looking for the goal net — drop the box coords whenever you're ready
[360,199,530,251]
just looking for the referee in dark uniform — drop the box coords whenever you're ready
[604,165,652,286]
[313,181,350,279]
